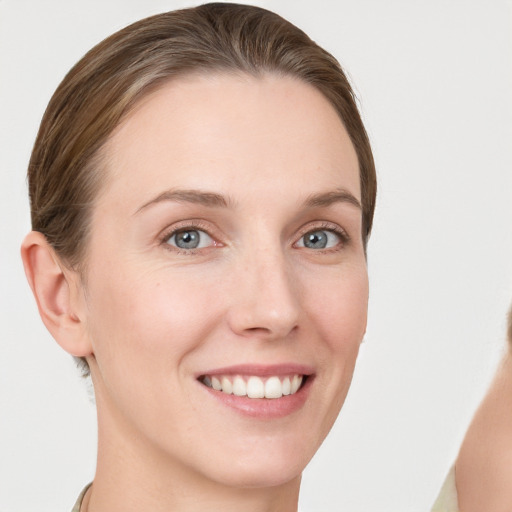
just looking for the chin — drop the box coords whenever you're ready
[212,458,305,490]
[196,437,316,490]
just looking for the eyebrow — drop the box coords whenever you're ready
[135,187,361,215]
[135,189,232,214]
[303,189,362,210]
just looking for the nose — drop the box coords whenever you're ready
[226,247,301,341]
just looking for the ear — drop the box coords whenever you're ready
[21,231,92,358]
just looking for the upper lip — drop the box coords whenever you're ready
[197,363,314,378]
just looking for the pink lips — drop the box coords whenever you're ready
[197,364,314,419]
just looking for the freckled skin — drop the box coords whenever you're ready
[79,73,368,511]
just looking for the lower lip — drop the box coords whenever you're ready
[200,377,313,419]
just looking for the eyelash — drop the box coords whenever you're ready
[159,220,219,255]
[294,222,350,252]
[159,221,350,254]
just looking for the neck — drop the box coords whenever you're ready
[86,385,301,512]
[456,350,512,512]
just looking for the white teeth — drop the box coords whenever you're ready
[282,377,291,396]
[232,376,246,396]
[264,376,282,399]
[247,376,265,398]
[291,375,302,394]
[202,374,305,399]
[221,377,233,394]
[211,376,222,390]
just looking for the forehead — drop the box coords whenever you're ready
[99,72,360,207]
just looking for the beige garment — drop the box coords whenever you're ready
[72,483,92,512]
[431,466,460,512]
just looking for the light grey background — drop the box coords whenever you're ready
[1,1,511,511]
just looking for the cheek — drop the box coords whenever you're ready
[296,262,368,444]
[85,264,222,378]
[304,262,368,413]
[306,262,369,352]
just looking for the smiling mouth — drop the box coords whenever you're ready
[199,374,306,399]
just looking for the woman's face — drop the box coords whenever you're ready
[81,73,368,488]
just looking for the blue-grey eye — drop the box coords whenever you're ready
[297,230,340,249]
[167,229,213,249]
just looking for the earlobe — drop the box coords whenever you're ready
[20,231,92,357]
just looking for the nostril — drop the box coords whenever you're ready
[246,326,271,333]
[241,324,298,340]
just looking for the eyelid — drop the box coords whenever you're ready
[293,221,350,248]
[159,219,222,252]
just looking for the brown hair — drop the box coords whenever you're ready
[27,2,377,374]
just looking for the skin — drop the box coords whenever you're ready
[22,73,369,512]
[456,349,512,512]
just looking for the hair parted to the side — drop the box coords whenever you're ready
[28,2,377,376]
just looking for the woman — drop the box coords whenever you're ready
[20,3,376,511]
[432,305,512,512]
